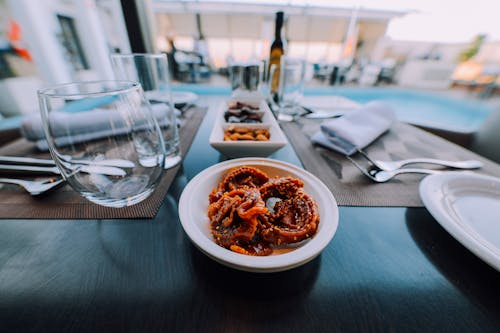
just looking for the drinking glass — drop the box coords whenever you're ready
[38,80,165,208]
[269,56,306,121]
[110,53,181,169]
[228,61,267,100]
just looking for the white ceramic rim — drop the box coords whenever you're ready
[208,100,288,157]
[419,172,500,272]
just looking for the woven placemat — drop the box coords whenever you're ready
[0,107,207,219]
[281,118,500,207]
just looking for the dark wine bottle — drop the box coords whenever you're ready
[269,11,285,97]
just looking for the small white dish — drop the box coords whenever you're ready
[171,91,198,107]
[178,158,339,273]
[209,100,288,158]
[420,172,500,271]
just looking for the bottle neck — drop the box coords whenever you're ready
[274,12,284,40]
[275,25,282,40]
[196,13,205,40]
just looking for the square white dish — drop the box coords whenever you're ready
[209,100,288,158]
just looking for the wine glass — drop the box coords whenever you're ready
[110,53,181,169]
[38,80,165,208]
[269,56,307,122]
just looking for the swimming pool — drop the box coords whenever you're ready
[173,84,493,133]
[317,87,493,133]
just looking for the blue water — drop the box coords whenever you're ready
[173,84,494,133]
[315,87,493,133]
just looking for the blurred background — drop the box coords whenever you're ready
[1,0,500,117]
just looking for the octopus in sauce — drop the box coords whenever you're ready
[259,177,319,245]
[209,166,269,203]
[207,166,320,256]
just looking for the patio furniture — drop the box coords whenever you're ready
[470,107,500,163]
[416,106,500,164]
[0,76,43,117]
[169,49,211,83]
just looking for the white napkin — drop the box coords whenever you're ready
[21,104,171,151]
[311,101,396,156]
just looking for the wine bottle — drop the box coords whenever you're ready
[269,11,285,98]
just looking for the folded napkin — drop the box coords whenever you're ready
[21,104,172,151]
[311,101,396,156]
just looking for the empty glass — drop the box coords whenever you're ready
[38,81,165,208]
[269,56,306,121]
[110,53,181,169]
[228,61,267,100]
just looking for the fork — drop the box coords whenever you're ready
[0,177,66,195]
[347,155,441,182]
[356,149,483,171]
[366,166,440,183]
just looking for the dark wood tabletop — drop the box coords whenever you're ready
[0,96,498,333]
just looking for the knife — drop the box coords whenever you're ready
[301,106,344,119]
[0,164,127,176]
[0,155,135,168]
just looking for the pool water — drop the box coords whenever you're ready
[320,87,493,133]
[173,84,494,133]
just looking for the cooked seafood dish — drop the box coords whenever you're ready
[207,166,320,256]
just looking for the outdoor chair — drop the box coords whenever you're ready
[469,107,500,163]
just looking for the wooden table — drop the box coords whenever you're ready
[0,96,498,332]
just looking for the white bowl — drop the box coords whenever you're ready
[209,100,288,158]
[178,158,339,273]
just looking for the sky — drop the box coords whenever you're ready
[381,0,500,43]
[323,0,500,43]
[225,0,500,43]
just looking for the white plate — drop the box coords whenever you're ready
[171,91,198,107]
[302,95,361,111]
[420,172,500,271]
[178,158,339,273]
[209,100,288,158]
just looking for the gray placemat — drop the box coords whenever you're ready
[281,118,500,207]
[0,107,207,219]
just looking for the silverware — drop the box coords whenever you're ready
[301,106,344,119]
[0,155,135,168]
[347,150,478,182]
[303,111,344,119]
[347,156,441,182]
[354,149,483,171]
[0,176,66,195]
[373,158,482,171]
[364,167,441,183]
[0,164,126,176]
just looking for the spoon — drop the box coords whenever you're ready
[0,176,66,196]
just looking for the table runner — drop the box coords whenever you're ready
[281,118,500,207]
[0,107,207,219]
